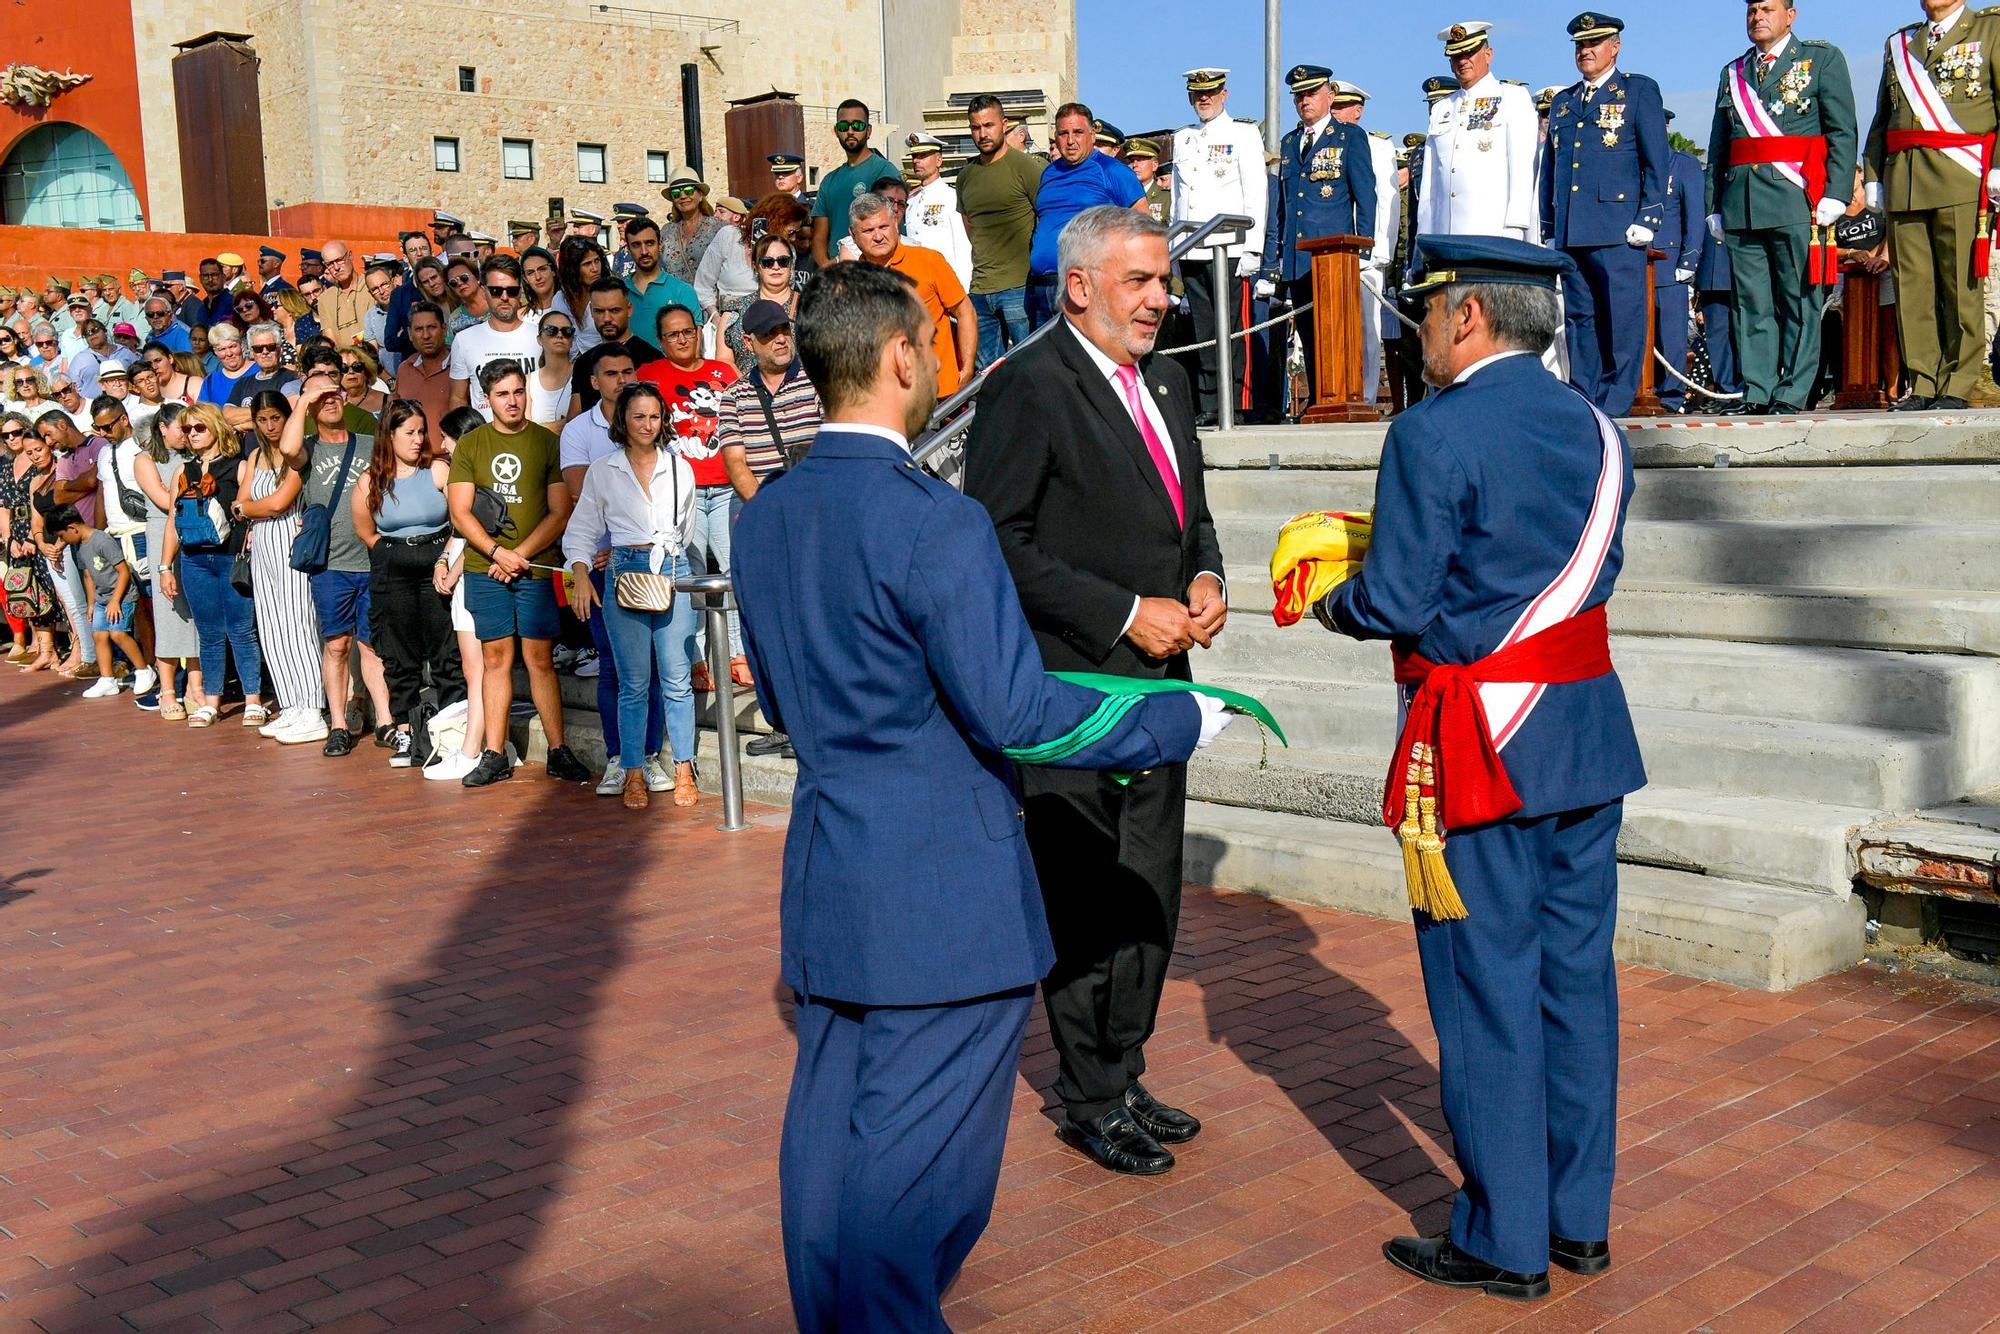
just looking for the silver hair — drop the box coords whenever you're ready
[206,322,242,346]
[246,321,282,345]
[1057,205,1169,286]
[848,191,894,228]
[1443,282,1562,355]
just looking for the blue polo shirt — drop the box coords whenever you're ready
[1027,152,1146,276]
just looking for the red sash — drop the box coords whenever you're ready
[1385,603,1613,833]
[1887,129,1999,276]
[1729,135,1839,284]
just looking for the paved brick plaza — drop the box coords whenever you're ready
[3,673,1999,1332]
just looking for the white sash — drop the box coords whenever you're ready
[1892,29,1987,179]
[1480,398,1625,749]
[1728,55,1809,194]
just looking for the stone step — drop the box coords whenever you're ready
[1198,675,1967,812]
[1613,583,2000,657]
[1200,624,2000,735]
[516,666,775,734]
[1180,803,1865,992]
[1203,462,2000,523]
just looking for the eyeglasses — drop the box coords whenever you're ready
[250,343,280,354]
[540,325,575,338]
[663,328,698,339]
[834,120,868,133]
[485,284,521,297]
[758,255,795,269]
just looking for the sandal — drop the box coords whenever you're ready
[673,761,699,808]
[622,768,650,811]
[242,703,269,728]
[159,697,187,722]
[187,704,218,728]
[729,656,754,688]
[17,655,56,673]
[690,660,714,694]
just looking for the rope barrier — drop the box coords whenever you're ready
[1155,301,1313,356]
[1654,347,1746,402]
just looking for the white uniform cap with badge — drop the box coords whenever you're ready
[1184,68,1228,93]
[1438,21,1493,58]
[1330,81,1371,107]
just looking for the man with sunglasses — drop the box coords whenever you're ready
[47,378,93,433]
[139,299,193,355]
[448,256,543,415]
[222,323,303,430]
[811,98,903,268]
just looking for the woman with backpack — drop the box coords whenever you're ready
[234,391,326,744]
[155,402,261,729]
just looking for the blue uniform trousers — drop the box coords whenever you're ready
[1416,800,1622,1275]
[1654,282,1692,411]
[1700,292,1743,397]
[782,985,1035,1331]
[1562,244,1649,417]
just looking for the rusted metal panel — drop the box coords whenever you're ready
[1856,837,1999,904]
[724,92,804,203]
[172,33,269,235]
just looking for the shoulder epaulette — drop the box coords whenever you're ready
[1801,38,1833,48]
[1977,7,2000,17]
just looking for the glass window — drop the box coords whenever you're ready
[0,123,145,230]
[432,137,460,173]
[502,138,535,181]
[646,151,669,184]
[457,66,476,93]
[577,143,607,185]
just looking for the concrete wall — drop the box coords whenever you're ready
[882,0,962,145]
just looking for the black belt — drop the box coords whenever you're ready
[379,526,449,547]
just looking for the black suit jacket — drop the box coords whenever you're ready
[963,319,1224,682]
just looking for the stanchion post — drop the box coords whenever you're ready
[676,572,749,833]
[1211,248,1235,432]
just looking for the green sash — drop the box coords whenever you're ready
[1002,673,1287,768]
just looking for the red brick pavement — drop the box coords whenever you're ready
[3,670,1999,1332]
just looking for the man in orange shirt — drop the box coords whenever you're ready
[849,192,977,396]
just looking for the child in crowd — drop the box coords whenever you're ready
[48,504,156,701]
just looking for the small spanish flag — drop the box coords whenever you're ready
[1270,510,1372,627]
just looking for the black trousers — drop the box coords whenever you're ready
[368,535,465,724]
[1021,762,1188,1124]
[1181,264,1246,417]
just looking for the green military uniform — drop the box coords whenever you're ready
[1706,36,1858,409]
[1865,7,2000,405]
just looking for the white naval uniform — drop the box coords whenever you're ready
[903,177,973,290]
[1170,115,1269,262]
[1418,74,1541,241]
[1360,128,1401,404]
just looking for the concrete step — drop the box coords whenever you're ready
[1181,803,1865,992]
[515,666,774,734]
[1203,463,2000,524]
[1613,583,2000,657]
[1197,675,1968,812]
[1200,624,2000,735]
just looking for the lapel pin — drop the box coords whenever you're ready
[1157,385,1167,396]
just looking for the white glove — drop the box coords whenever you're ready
[1813,197,1845,227]
[1988,169,2000,193]
[1625,224,1655,248]
[1253,278,1277,301]
[1193,694,1235,750]
[1676,268,1696,284]
[1866,181,1882,209]
[1706,213,1725,242]
[1234,252,1260,279]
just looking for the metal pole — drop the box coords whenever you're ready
[1212,248,1236,432]
[677,572,748,832]
[1263,0,1281,158]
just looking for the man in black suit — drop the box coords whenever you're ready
[965,205,1227,1176]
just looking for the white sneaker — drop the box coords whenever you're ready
[423,749,477,782]
[595,763,626,796]
[276,713,330,744]
[259,708,290,737]
[644,755,672,792]
[573,649,600,678]
[81,676,124,699]
[131,666,158,696]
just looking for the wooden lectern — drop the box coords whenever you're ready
[1298,234,1381,423]
[1833,266,1901,409]
[1627,247,1669,417]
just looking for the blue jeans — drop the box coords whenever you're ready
[971,287,1031,370]
[1025,274,1060,330]
[603,549,697,768]
[689,485,741,659]
[180,549,261,696]
[585,565,661,763]
[51,549,95,665]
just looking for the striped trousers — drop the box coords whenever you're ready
[246,502,325,717]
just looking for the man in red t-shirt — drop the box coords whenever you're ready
[639,303,744,686]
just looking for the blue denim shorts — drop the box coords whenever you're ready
[309,569,373,643]
[463,568,558,642]
[90,595,134,634]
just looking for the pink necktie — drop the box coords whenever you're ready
[1115,363,1183,528]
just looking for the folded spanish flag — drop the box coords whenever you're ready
[1270,510,1372,627]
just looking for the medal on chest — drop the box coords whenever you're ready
[1773,59,1813,116]
[1308,143,1344,184]
[1464,97,1499,132]
[1935,41,1985,99]
[1596,100,1625,147]
[1208,141,1232,179]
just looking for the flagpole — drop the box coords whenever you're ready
[1264,0,1281,156]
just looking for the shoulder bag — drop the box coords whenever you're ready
[290,437,360,574]
[614,455,680,613]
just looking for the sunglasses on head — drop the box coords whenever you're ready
[834,120,868,133]
[486,284,520,297]
[759,255,795,268]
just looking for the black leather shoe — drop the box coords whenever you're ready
[1382,1236,1549,1301]
[545,745,591,783]
[1056,1106,1174,1175]
[746,731,792,757]
[1549,1235,1610,1275]
[1193,412,1219,430]
[1124,1082,1201,1144]
[1723,401,1766,416]
[1769,401,1804,415]
[1931,395,1970,411]
[1891,394,1936,412]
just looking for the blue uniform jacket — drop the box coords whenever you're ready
[1541,72,1670,249]
[734,427,1202,1008]
[1693,211,1733,293]
[1263,120,1378,282]
[1655,149,1706,287]
[1321,354,1646,820]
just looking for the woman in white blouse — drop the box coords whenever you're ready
[563,381,699,811]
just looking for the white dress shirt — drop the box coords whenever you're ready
[1453,348,1535,385]
[561,445,697,573]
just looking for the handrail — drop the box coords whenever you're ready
[676,571,749,833]
[909,213,1254,472]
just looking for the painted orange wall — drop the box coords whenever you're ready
[0,0,151,222]
[0,226,415,294]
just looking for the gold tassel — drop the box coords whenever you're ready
[1398,779,1426,915]
[1415,749,1468,921]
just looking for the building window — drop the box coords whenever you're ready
[457,66,476,92]
[646,151,670,184]
[577,143,607,185]
[433,137,460,173]
[502,138,535,180]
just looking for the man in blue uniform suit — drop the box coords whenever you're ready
[1261,63,1377,406]
[1540,12,1669,415]
[734,262,1230,1331]
[1313,234,1647,1300]
[1695,221,1743,404]
[1654,118,1707,412]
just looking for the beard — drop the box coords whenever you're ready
[902,357,940,439]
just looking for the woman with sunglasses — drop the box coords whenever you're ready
[554,239,609,354]
[659,176,725,285]
[233,390,327,743]
[442,258,487,336]
[717,235,802,374]
[133,403,200,716]
[155,402,262,728]
[563,382,699,811]
[8,366,48,418]
[521,247,560,313]
[1,411,62,667]
[528,315,576,425]
[0,327,20,362]
[340,343,390,417]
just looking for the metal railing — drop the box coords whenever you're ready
[676,571,749,833]
[580,3,740,34]
[907,213,1255,474]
